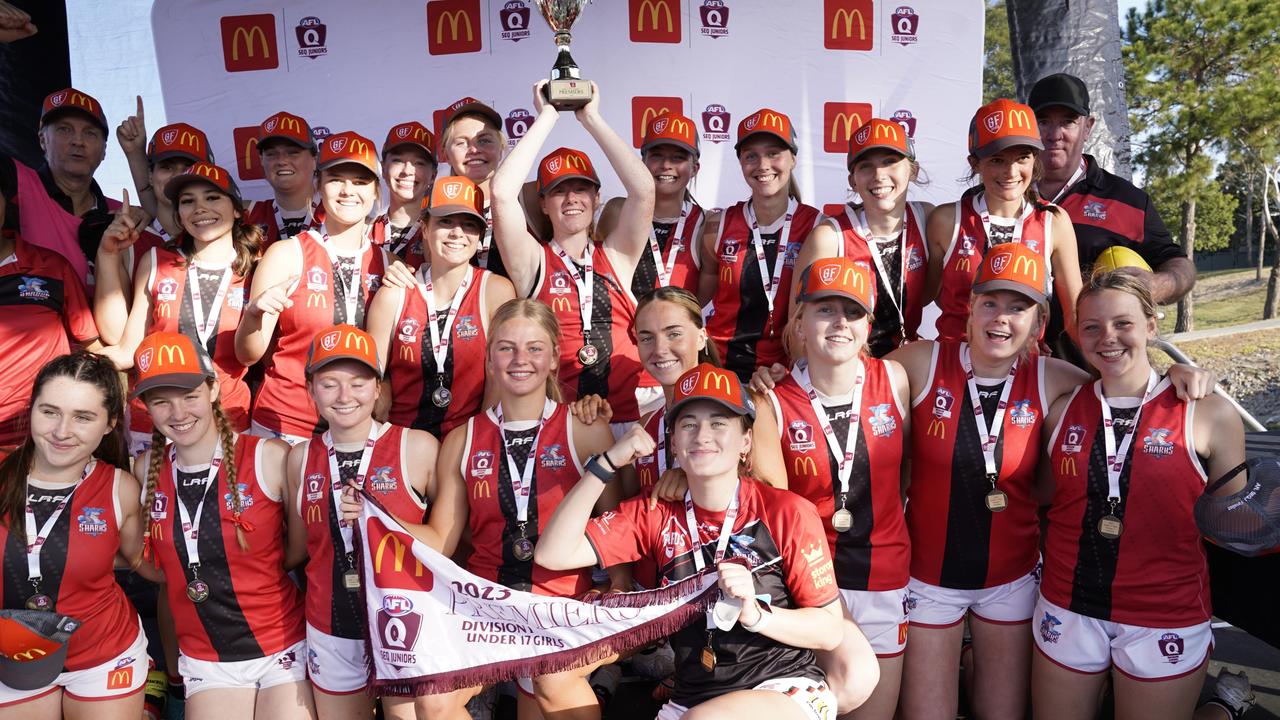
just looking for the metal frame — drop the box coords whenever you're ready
[1153,338,1268,432]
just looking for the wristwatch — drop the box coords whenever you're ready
[585,454,616,483]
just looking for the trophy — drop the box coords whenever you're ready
[536,0,593,109]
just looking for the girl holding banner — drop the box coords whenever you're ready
[374,122,437,267]
[790,118,935,358]
[490,81,657,431]
[366,175,515,440]
[129,332,312,719]
[440,97,510,278]
[698,108,822,383]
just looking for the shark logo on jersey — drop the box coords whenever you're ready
[1143,428,1174,457]
[867,403,897,437]
[1009,399,1036,428]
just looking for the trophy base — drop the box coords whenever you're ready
[544,78,592,110]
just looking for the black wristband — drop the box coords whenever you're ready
[585,454,616,484]
[600,451,619,472]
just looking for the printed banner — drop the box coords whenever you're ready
[358,499,719,695]
[151,1,984,209]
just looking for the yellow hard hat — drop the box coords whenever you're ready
[1093,245,1152,273]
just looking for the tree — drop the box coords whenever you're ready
[1149,175,1238,258]
[983,0,1015,103]
[1124,0,1280,331]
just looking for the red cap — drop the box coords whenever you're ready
[443,96,502,129]
[383,121,437,163]
[537,147,600,194]
[642,113,700,157]
[40,88,107,133]
[318,131,380,176]
[667,362,756,424]
[428,176,486,223]
[796,257,876,314]
[735,107,797,153]
[306,325,382,378]
[0,610,80,691]
[163,162,243,209]
[968,99,1044,160]
[972,242,1048,305]
[847,118,911,168]
[259,111,316,152]
[132,332,215,399]
[147,123,214,164]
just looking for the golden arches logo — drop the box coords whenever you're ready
[954,257,970,273]
[374,532,426,577]
[759,112,786,132]
[563,153,588,171]
[927,418,946,439]
[399,345,415,361]
[636,0,675,32]
[829,111,864,146]
[193,164,223,181]
[551,297,573,314]
[873,122,901,142]
[1012,254,1040,281]
[231,25,270,61]
[344,333,371,352]
[1007,109,1033,131]
[11,648,48,661]
[831,8,866,40]
[276,116,303,134]
[157,302,172,319]
[1059,456,1077,477]
[107,667,134,690]
[242,135,260,166]
[306,504,323,525]
[436,9,474,43]
[719,264,733,284]
[793,456,818,477]
[472,479,491,499]
[157,344,186,367]
[346,139,372,158]
[150,522,164,542]
[307,292,328,308]
[701,370,731,393]
[665,117,692,137]
[180,131,202,149]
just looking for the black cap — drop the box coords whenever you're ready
[1029,73,1090,116]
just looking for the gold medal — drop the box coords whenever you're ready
[1098,514,1123,540]
[342,568,362,591]
[985,488,1008,512]
[700,643,716,672]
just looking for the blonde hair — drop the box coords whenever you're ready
[635,287,721,367]
[486,299,564,402]
[1077,268,1158,321]
[441,114,508,166]
[964,291,1047,360]
[790,297,873,360]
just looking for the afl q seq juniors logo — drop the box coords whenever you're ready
[701,104,731,144]
[499,0,532,42]
[699,0,729,38]
[890,6,919,45]
[295,16,328,59]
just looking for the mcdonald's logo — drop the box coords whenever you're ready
[427,0,482,55]
[550,297,572,314]
[954,257,970,273]
[631,96,684,148]
[61,92,96,111]
[307,292,328,309]
[563,154,589,171]
[11,648,48,661]
[630,0,681,43]
[1007,108,1033,131]
[306,503,323,525]
[180,131,201,148]
[107,666,134,690]
[192,164,223,181]
[157,302,171,319]
[719,264,733,284]
[399,345,415,361]
[824,0,873,51]
[220,14,279,73]
[157,344,186,367]
[150,522,164,542]
[701,370,731,394]
[344,333,371,352]
[1059,456,1077,477]
[1012,255,1041,281]
[927,418,946,440]
[370,518,434,591]
[874,122,902,142]
[346,138,372,158]
[823,102,872,153]
[793,456,819,477]
[232,126,264,181]
[848,267,866,294]
[472,479,491,499]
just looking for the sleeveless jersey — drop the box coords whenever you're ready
[935,192,1053,342]
[828,202,929,355]
[768,360,909,591]
[253,231,389,438]
[151,435,305,661]
[372,215,425,270]
[630,206,705,298]
[300,424,426,637]
[246,200,317,247]
[387,266,490,439]
[460,402,593,597]
[532,244,644,422]
[128,246,251,435]
[0,461,138,670]
[1043,380,1210,626]
[906,342,1046,588]
[705,201,820,381]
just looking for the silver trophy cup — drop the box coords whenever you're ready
[536,0,593,109]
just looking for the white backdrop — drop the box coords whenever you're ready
[149,0,983,210]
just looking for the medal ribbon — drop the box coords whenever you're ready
[549,240,595,348]
[24,461,93,585]
[793,359,865,497]
[1097,370,1160,511]
[961,343,1020,486]
[274,201,317,239]
[324,422,380,555]
[846,205,908,330]
[494,399,557,524]
[746,198,797,319]
[649,201,691,287]
[476,211,494,268]
[418,265,473,383]
[310,228,368,325]
[171,443,224,571]
[386,216,422,257]
[186,261,233,347]
[684,482,740,630]
[149,219,172,244]
[975,193,1032,251]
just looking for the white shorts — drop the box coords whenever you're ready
[1032,595,1213,680]
[656,677,835,720]
[249,420,309,447]
[0,619,149,706]
[907,564,1040,628]
[305,625,368,694]
[839,587,909,657]
[179,638,308,697]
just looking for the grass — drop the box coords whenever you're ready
[1158,285,1269,334]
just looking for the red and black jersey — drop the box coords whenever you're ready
[586,477,837,708]
[0,234,98,446]
[532,244,645,422]
[460,402,593,597]
[1042,379,1210,627]
[934,191,1053,342]
[253,231,390,438]
[372,215,425,270]
[631,410,672,588]
[0,461,138,670]
[767,360,910,591]
[470,207,511,280]
[630,206,705,298]
[705,201,820,381]
[828,202,929,357]
[150,435,305,661]
[387,267,491,439]
[245,200,317,248]
[906,342,1046,589]
[299,423,426,637]
[128,246,251,435]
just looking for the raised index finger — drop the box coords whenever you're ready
[136,95,145,121]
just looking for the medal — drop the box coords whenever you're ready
[431,385,453,408]
[343,568,362,591]
[985,488,1009,512]
[418,265,473,402]
[186,579,210,604]
[577,344,599,366]
[711,595,742,631]
[23,463,90,618]
[700,635,717,672]
[25,593,53,611]
[495,400,556,564]
[831,508,854,533]
[1098,514,1123,540]
[512,535,535,562]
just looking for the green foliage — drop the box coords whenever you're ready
[983,0,1014,103]
[1148,175,1238,254]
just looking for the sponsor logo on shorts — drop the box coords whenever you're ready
[498,0,532,42]
[277,649,298,670]
[593,510,618,534]
[308,647,320,675]
[890,5,920,45]
[868,403,897,437]
[18,276,50,301]
[699,0,729,38]
[369,466,398,494]
[539,444,567,469]
[1009,399,1036,428]
[78,507,108,536]
[1143,428,1174,457]
[295,16,328,59]
[106,657,136,690]
[1039,611,1062,644]
[1157,632,1185,664]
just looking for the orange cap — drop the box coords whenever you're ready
[259,111,316,152]
[383,121,437,163]
[972,242,1048,304]
[132,332,215,399]
[968,99,1043,159]
[318,131,380,176]
[40,88,107,133]
[537,147,600,194]
[735,107,797,153]
[667,362,756,424]
[428,176,485,223]
[796,257,876,314]
[642,113,699,157]
[306,325,382,378]
[846,117,911,168]
[163,162,243,208]
[147,123,214,164]
[443,96,502,129]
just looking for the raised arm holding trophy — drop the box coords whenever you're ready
[537,0,593,109]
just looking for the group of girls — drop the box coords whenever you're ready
[0,76,1254,720]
